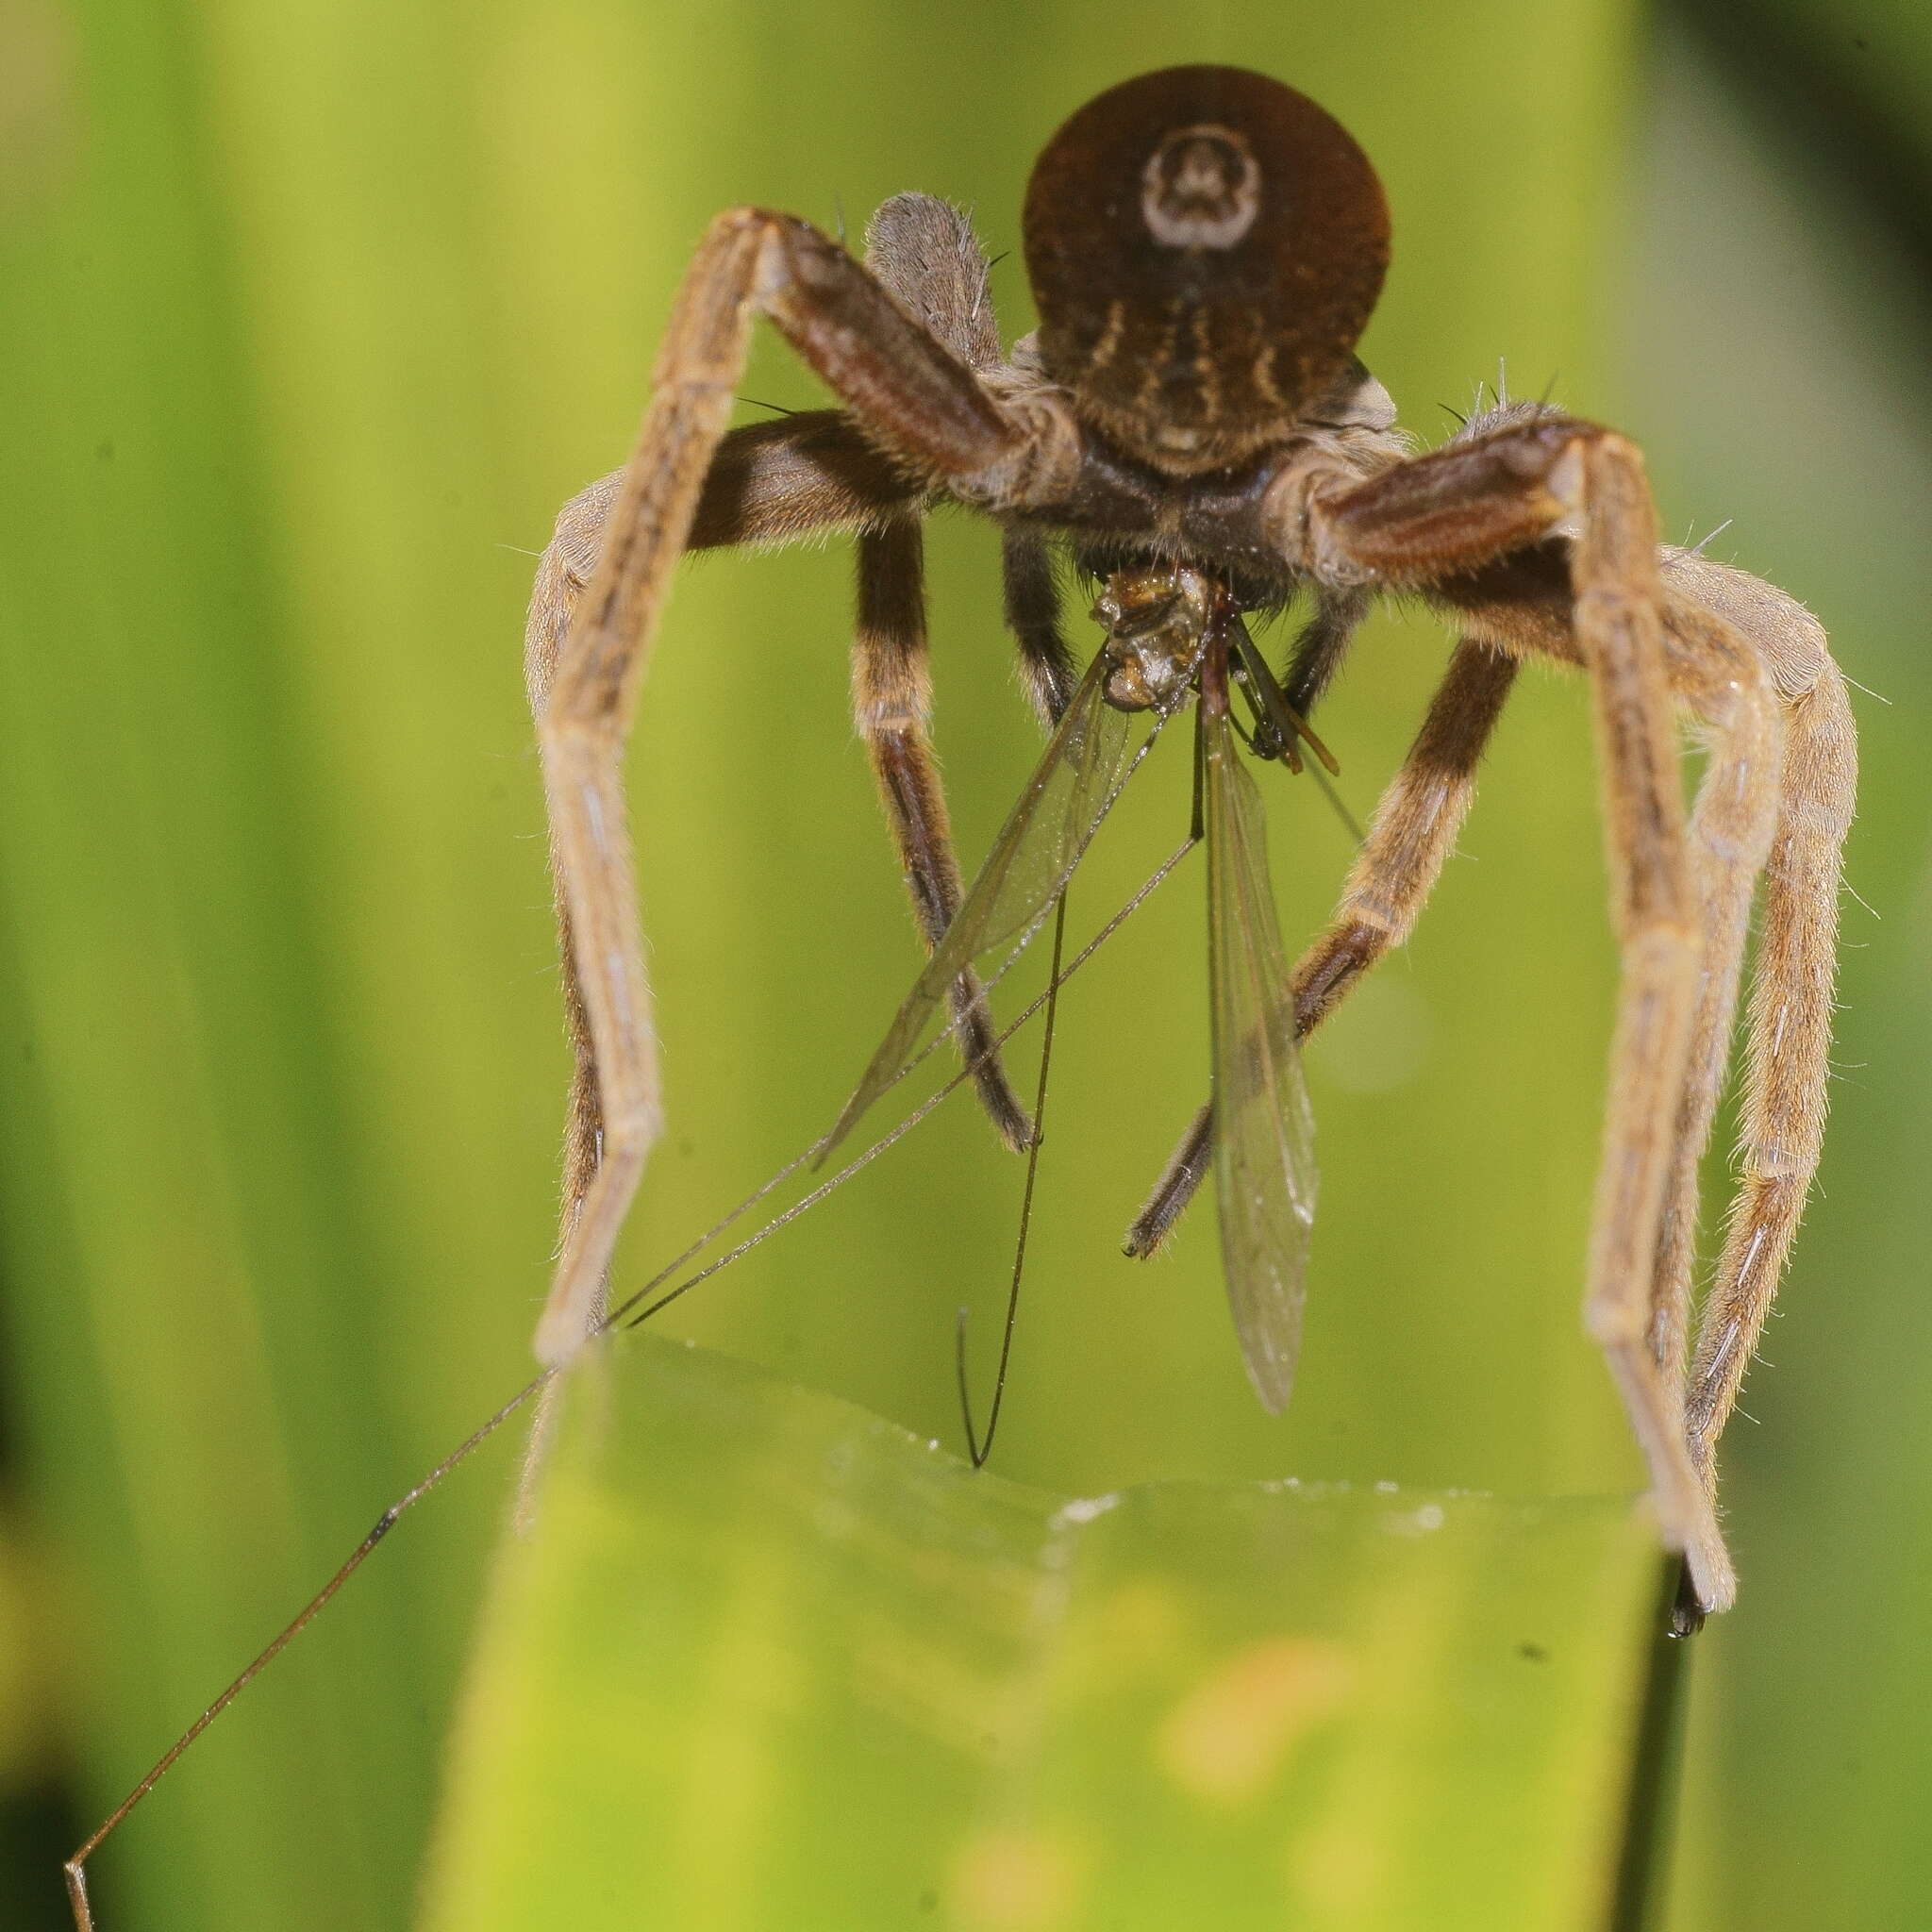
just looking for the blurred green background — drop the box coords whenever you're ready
[0,0,1924,1925]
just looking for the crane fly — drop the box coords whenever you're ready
[824,560,1325,1412]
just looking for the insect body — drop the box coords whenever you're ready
[522,65,1854,1627]
[1092,565,1218,714]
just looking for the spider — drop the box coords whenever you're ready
[521,64,1856,1624]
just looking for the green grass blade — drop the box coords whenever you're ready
[424,1337,1667,1932]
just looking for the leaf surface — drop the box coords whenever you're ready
[424,1336,1668,1932]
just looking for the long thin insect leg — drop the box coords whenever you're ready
[1190,686,1208,844]
[623,840,1200,1331]
[822,645,1187,1162]
[64,1373,555,1932]
[958,892,1071,1466]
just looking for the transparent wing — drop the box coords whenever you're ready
[1204,692,1318,1412]
[823,648,1141,1155]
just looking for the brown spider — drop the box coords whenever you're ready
[523,65,1856,1624]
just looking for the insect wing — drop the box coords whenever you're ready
[824,649,1133,1152]
[1204,700,1318,1412]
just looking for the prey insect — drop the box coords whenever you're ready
[820,560,1326,1418]
[66,58,1856,1927]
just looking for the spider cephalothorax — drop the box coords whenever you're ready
[523,64,1856,1628]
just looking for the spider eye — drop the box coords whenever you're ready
[1141,125,1261,250]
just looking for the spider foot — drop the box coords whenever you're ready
[1668,1559,1707,1639]
[1670,1502,1737,1625]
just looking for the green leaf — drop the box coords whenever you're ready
[423,1337,1670,1931]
